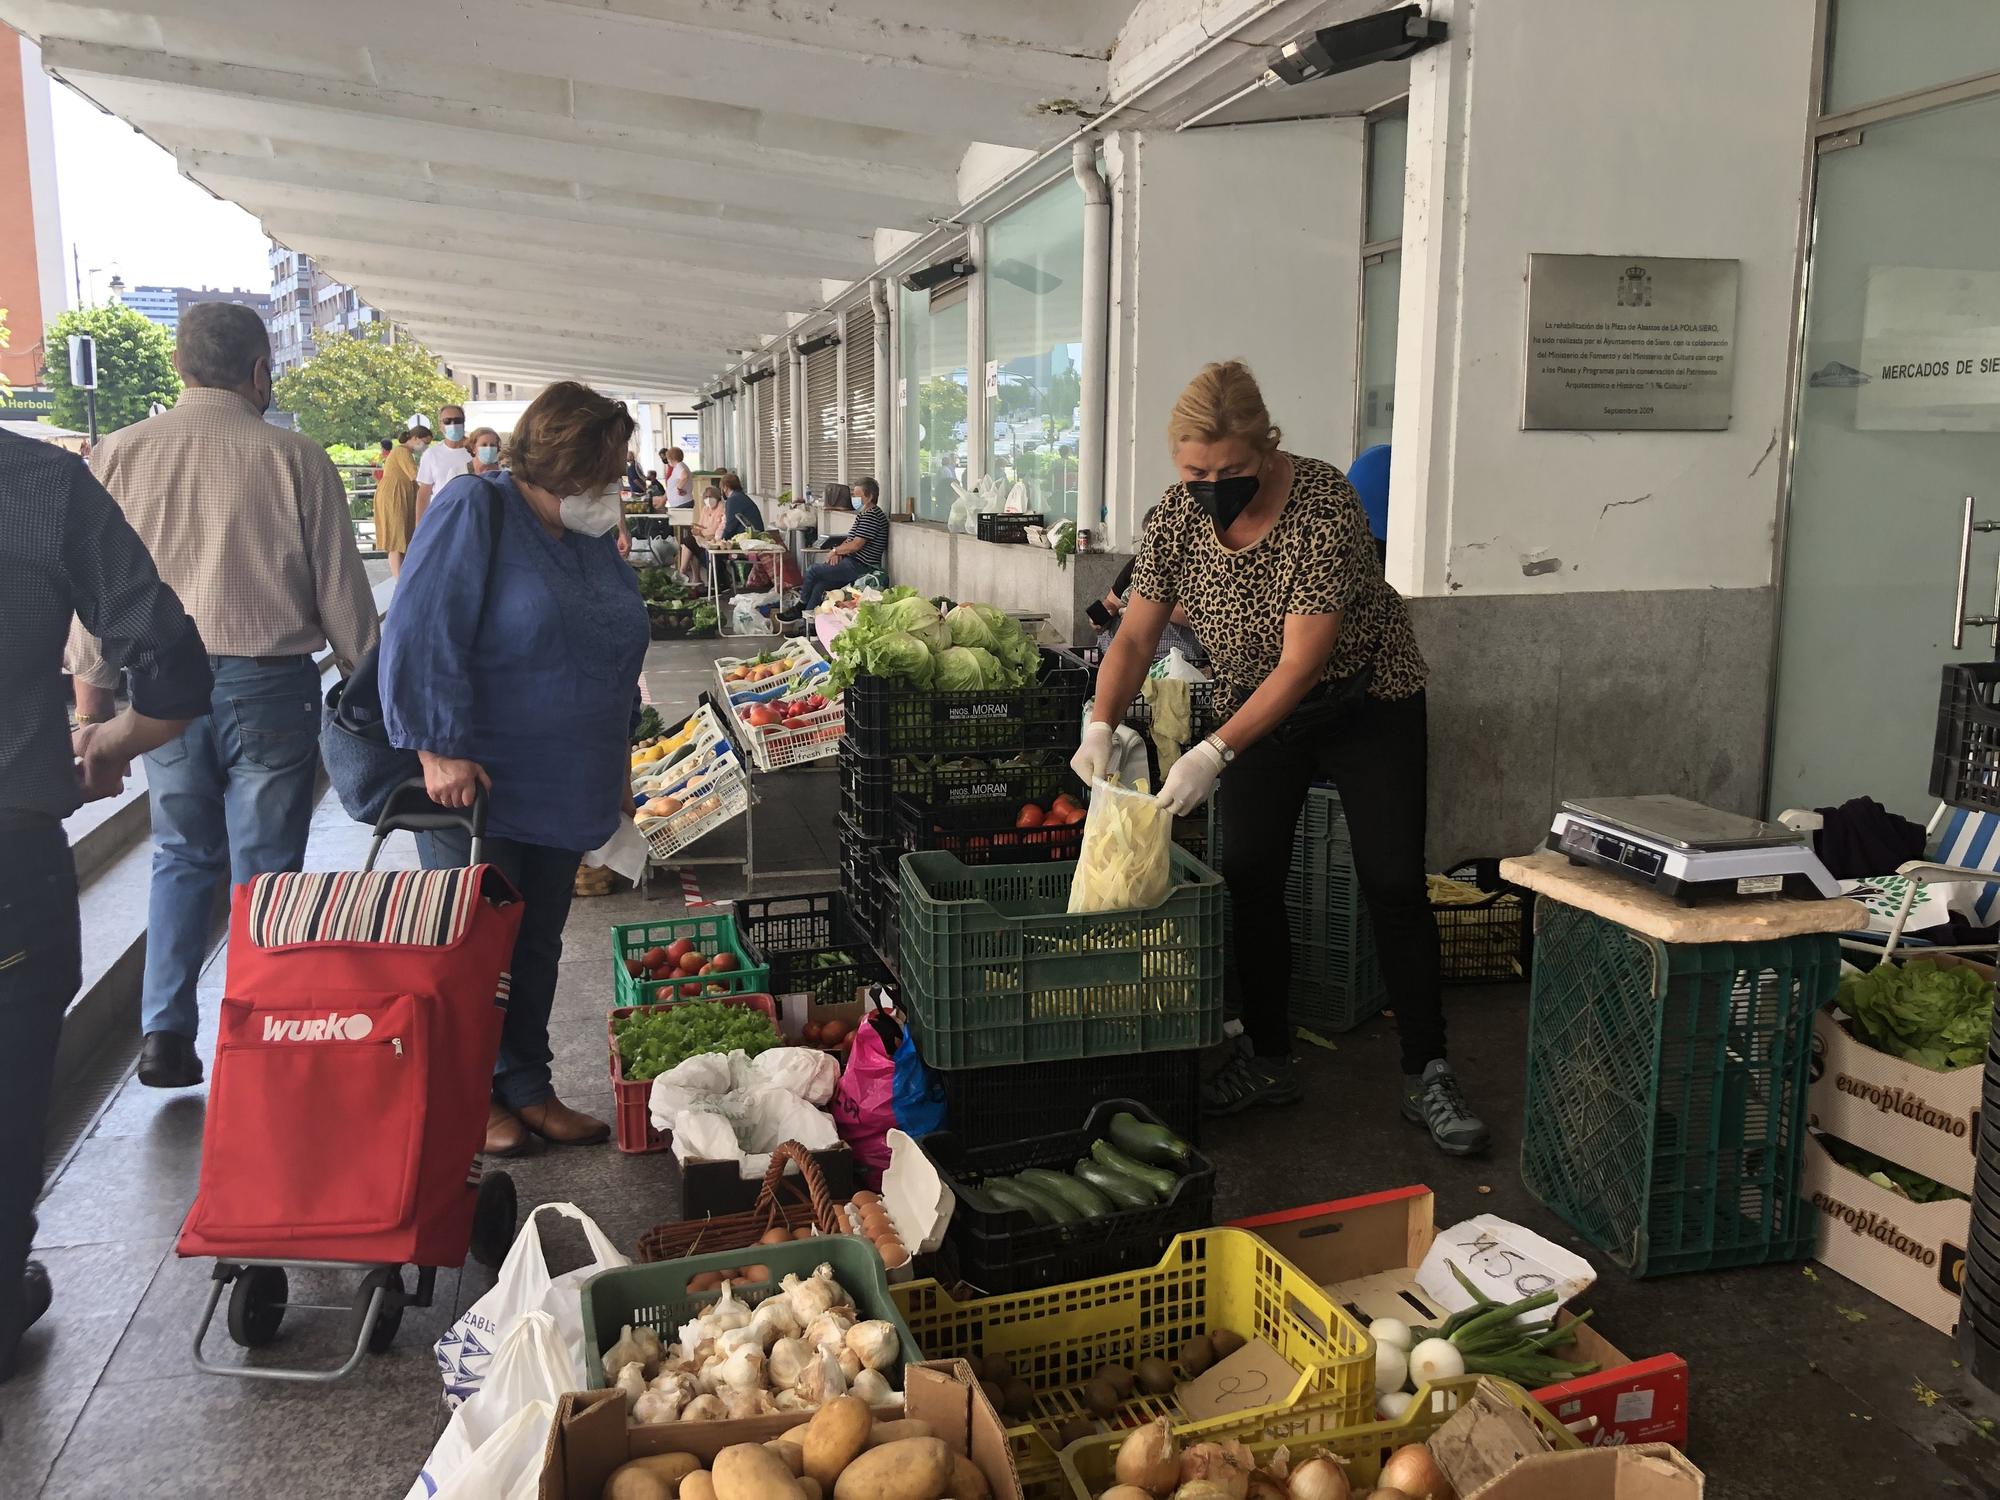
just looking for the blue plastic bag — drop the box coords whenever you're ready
[891,1025,948,1139]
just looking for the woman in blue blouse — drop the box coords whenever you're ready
[382,381,649,1155]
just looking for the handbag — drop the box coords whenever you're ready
[321,478,507,824]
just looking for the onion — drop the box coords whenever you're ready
[1113,1416,1180,1495]
[1245,1480,1288,1500]
[1177,1442,1251,1500]
[1406,1338,1465,1387]
[1367,1318,1414,1352]
[1288,1455,1351,1500]
[1373,1342,1409,1395]
[1377,1443,1454,1500]
[1376,1391,1416,1421]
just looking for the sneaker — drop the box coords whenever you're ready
[1202,1052,1303,1116]
[776,604,805,623]
[1401,1059,1491,1156]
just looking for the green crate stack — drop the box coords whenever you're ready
[1518,899,1833,1278]
[1211,786,1388,1034]
[897,845,1225,1068]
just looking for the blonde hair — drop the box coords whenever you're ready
[1167,360,1281,456]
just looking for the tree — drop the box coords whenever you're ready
[43,304,180,433]
[274,331,466,449]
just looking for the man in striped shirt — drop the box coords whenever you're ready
[784,476,888,616]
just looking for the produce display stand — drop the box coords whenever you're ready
[1503,849,1861,1277]
[631,701,753,871]
[714,639,843,772]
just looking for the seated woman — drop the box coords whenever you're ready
[379,380,650,1155]
[681,481,725,584]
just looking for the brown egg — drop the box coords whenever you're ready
[758,1227,793,1246]
[851,1190,880,1208]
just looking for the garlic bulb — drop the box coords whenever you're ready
[782,1263,840,1324]
[614,1360,647,1412]
[724,1387,779,1420]
[648,1370,698,1404]
[747,1296,802,1349]
[795,1343,849,1404]
[846,1320,900,1373]
[836,1346,863,1380]
[773,1388,813,1412]
[631,1386,685,1425]
[603,1325,648,1383]
[850,1368,893,1405]
[768,1336,811,1390]
[708,1280,753,1333]
[715,1324,764,1358]
[714,1344,766,1393]
[802,1307,855,1352]
[680,1394,728,1423]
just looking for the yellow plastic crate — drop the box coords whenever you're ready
[890,1228,1374,1499]
[1059,1376,1581,1497]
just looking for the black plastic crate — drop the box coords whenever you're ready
[891,795,1085,866]
[846,648,1089,757]
[1932,661,2000,814]
[734,890,889,1009]
[838,820,903,970]
[838,740,1076,841]
[928,1050,1201,1154]
[920,1098,1214,1295]
[976,511,1045,544]
[1431,857,1534,984]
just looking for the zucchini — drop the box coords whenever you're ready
[1001,1174,1082,1224]
[983,1178,1055,1225]
[1090,1139,1178,1200]
[1073,1157,1155,1209]
[1019,1167,1113,1217]
[1108,1110,1192,1168]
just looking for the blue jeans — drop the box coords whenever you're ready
[416,827,580,1110]
[797,555,868,611]
[140,656,322,1039]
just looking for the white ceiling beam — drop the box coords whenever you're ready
[289,246,823,315]
[323,277,793,337]
[406,307,763,351]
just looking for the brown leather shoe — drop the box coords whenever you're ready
[517,1096,611,1147]
[483,1103,529,1157]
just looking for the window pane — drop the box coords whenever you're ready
[1357,249,1401,454]
[984,176,1086,522]
[901,282,970,521]
[1366,115,1407,243]
[1825,0,2000,113]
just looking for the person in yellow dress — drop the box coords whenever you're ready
[375,423,428,575]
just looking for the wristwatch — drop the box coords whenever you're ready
[74,713,112,727]
[1204,732,1236,766]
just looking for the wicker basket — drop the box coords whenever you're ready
[634,1139,851,1262]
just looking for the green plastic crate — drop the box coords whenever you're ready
[580,1236,919,1390]
[1518,898,1833,1278]
[896,845,1224,1069]
[1212,788,1388,1035]
[612,913,770,1006]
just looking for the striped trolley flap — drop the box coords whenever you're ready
[247,866,490,950]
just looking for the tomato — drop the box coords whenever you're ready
[663,938,694,965]
[1016,803,1046,829]
[624,957,646,978]
[709,951,738,973]
[641,946,670,971]
[678,950,708,975]
[679,982,703,998]
[784,717,808,730]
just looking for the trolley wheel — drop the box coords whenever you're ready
[226,1265,288,1348]
[470,1169,517,1271]
[353,1266,405,1354]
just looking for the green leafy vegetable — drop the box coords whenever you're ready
[1820,1136,1967,1203]
[932,645,998,691]
[1837,958,1992,1071]
[826,593,1041,696]
[613,1001,782,1082]
[632,707,664,744]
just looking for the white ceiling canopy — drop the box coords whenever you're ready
[2,0,1405,394]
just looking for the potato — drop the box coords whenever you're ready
[1178,1334,1215,1376]
[1095,1362,1137,1400]
[944,1451,992,1500]
[977,1353,1014,1384]
[713,1442,801,1500]
[680,1475,718,1500]
[1081,1377,1119,1417]
[1056,1418,1097,1447]
[1209,1328,1247,1361]
[831,1437,953,1500]
[765,1441,806,1477]
[1135,1356,1174,1394]
[999,1377,1035,1418]
[866,1419,937,1447]
[606,1453,704,1500]
[977,1380,1006,1414]
[801,1394,873,1487]
[796,1482,822,1500]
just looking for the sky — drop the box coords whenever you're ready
[50,76,272,302]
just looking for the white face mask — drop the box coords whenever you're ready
[558,480,624,536]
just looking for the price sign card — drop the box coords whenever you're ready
[1414,1214,1596,1314]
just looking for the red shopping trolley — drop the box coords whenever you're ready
[179,782,524,1381]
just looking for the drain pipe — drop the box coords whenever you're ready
[871,277,891,493]
[1073,137,1110,535]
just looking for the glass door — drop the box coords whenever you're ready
[1769,91,2000,817]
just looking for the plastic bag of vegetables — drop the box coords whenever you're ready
[1068,777,1174,914]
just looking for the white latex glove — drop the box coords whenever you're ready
[1153,737,1225,816]
[1072,720,1115,783]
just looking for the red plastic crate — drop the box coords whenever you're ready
[608,995,779,1154]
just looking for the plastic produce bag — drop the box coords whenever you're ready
[731,587,779,634]
[431,1202,627,1408]
[832,1010,902,1186]
[750,1045,841,1106]
[891,1026,947,1138]
[423,1397,556,1500]
[405,1311,573,1500]
[1069,777,1174,915]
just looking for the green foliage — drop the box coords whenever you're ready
[273,331,464,449]
[325,442,382,468]
[43,304,181,433]
[1837,957,1993,1071]
[612,1000,781,1081]
[1821,1137,1966,1203]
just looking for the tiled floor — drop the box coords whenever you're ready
[6,635,2000,1497]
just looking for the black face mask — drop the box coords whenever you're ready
[1186,473,1260,529]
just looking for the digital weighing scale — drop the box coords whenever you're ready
[1546,794,1842,902]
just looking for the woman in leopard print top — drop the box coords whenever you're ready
[1078,361,1486,1155]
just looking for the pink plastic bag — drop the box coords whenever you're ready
[831,1011,900,1187]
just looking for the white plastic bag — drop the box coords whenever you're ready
[669,1106,742,1165]
[1004,479,1029,514]
[432,1201,628,1408]
[751,1045,842,1105]
[731,588,779,634]
[1069,777,1174,915]
[406,1311,574,1500]
[660,1050,736,1095]
[424,1398,556,1500]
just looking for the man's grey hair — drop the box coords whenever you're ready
[176,302,271,389]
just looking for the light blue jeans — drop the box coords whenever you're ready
[140,655,323,1039]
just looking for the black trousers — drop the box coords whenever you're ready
[1214,689,1444,1072]
[0,821,80,1350]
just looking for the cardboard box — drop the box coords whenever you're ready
[1801,1131,1969,1335]
[540,1359,1021,1500]
[1233,1186,1690,1449]
[1466,1442,1703,1500]
[1809,968,1986,1197]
